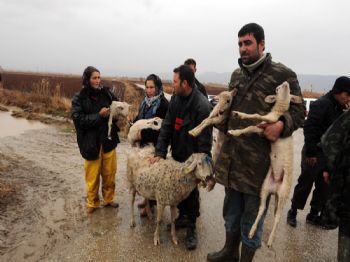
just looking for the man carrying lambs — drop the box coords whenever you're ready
[207,23,305,262]
[150,64,213,250]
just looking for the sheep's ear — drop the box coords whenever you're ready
[183,157,197,174]
[290,95,303,104]
[265,95,276,104]
[231,88,238,97]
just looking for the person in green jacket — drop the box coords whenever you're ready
[207,23,305,262]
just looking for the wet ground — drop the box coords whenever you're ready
[0,113,338,262]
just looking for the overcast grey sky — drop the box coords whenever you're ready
[0,0,349,78]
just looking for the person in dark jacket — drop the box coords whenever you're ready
[71,66,120,214]
[134,74,169,147]
[184,58,208,98]
[321,108,350,262]
[150,65,212,250]
[133,74,169,216]
[287,76,350,227]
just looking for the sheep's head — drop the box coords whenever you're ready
[212,89,237,116]
[183,153,213,184]
[145,117,163,131]
[111,101,130,117]
[264,81,303,105]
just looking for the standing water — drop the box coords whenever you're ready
[0,111,47,138]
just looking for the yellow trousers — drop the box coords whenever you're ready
[84,147,117,208]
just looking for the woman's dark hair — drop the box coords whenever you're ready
[173,65,194,87]
[145,74,163,92]
[82,66,100,87]
[331,76,350,94]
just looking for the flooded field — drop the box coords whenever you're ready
[0,111,47,138]
[0,121,338,261]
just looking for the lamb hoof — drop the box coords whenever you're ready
[232,111,239,117]
[188,130,197,137]
[154,237,160,246]
[228,130,240,137]
[130,220,136,228]
[248,230,255,239]
[172,238,178,245]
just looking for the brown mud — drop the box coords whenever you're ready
[0,117,338,261]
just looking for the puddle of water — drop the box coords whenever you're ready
[0,111,47,138]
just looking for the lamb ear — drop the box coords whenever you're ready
[265,95,276,103]
[290,95,303,104]
[183,157,197,174]
[231,88,238,96]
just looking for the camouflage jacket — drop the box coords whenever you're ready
[215,53,305,196]
[321,110,350,235]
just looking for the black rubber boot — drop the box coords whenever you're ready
[287,208,297,227]
[240,244,256,262]
[185,226,198,250]
[306,209,320,226]
[207,232,240,262]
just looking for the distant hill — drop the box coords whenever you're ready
[196,72,348,93]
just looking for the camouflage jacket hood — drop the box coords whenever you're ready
[214,53,305,195]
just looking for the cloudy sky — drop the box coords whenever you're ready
[0,0,349,79]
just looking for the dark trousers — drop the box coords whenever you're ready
[291,146,329,212]
[177,187,200,226]
[223,187,268,249]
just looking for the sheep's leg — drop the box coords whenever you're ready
[267,168,291,247]
[170,205,178,245]
[189,119,212,137]
[130,188,136,227]
[107,114,113,140]
[248,170,271,239]
[228,126,263,137]
[232,111,278,123]
[145,199,153,220]
[212,130,223,164]
[267,193,285,248]
[154,204,165,246]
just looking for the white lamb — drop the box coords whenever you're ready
[189,89,237,164]
[227,81,303,247]
[188,89,237,191]
[107,101,130,140]
[126,146,213,246]
[127,117,163,147]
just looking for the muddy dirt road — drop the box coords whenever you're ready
[0,122,338,261]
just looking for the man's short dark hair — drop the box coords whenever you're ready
[238,23,265,44]
[332,76,350,94]
[184,58,196,66]
[173,65,194,87]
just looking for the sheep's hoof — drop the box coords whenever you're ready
[248,229,255,239]
[130,220,136,228]
[232,111,239,117]
[154,236,160,246]
[188,130,197,137]
[172,237,178,245]
[228,130,241,137]
[267,241,273,248]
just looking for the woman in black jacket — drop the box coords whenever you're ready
[134,74,169,146]
[71,66,120,214]
[134,74,169,215]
